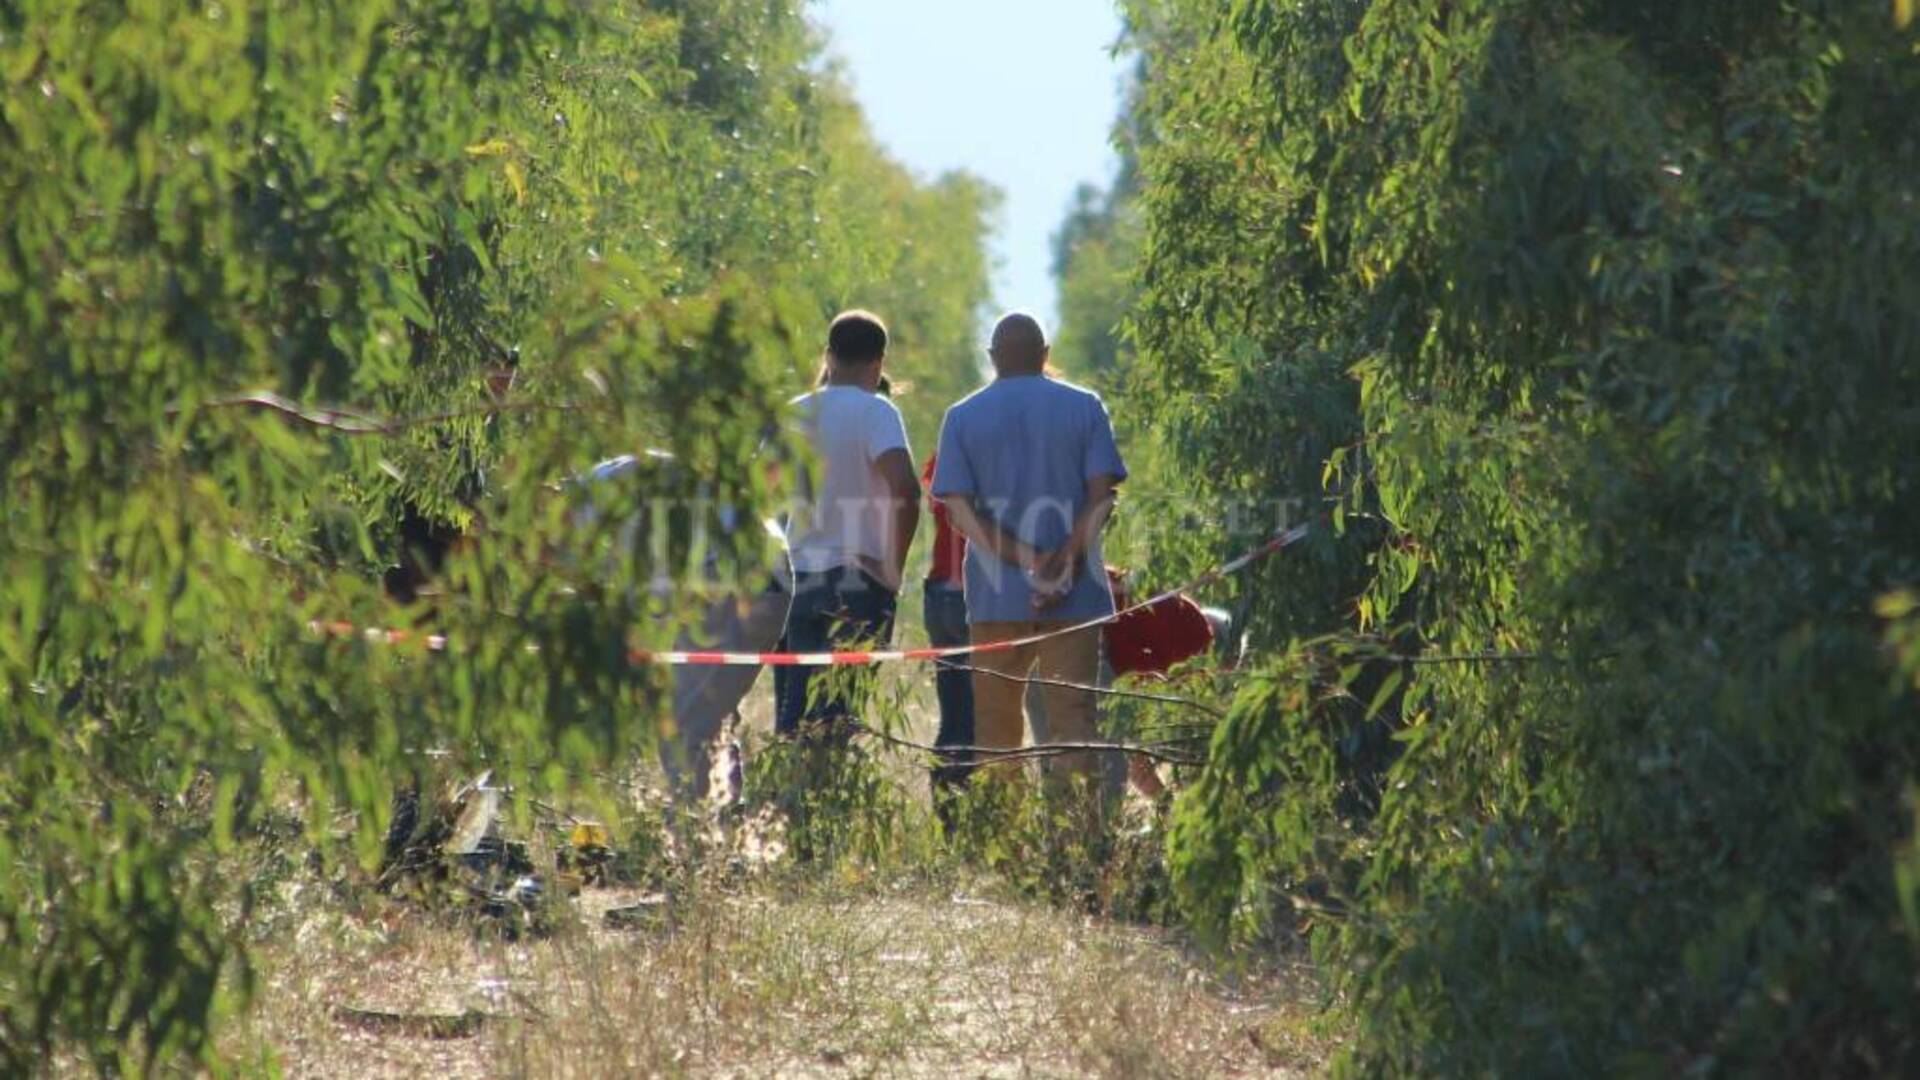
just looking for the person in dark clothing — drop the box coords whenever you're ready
[921,453,976,810]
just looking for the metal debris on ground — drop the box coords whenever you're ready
[444,771,502,858]
[377,770,568,933]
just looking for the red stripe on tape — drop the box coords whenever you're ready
[313,521,1313,667]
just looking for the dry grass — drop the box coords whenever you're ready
[231,870,1333,1078]
[217,660,1335,1077]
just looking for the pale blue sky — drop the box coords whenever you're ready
[811,0,1127,333]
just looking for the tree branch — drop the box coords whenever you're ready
[188,390,595,436]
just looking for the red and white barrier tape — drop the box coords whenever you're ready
[312,522,1312,667]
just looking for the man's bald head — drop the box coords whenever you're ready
[988,312,1050,376]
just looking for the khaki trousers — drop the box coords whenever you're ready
[968,621,1105,780]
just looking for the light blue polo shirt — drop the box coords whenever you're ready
[930,374,1128,624]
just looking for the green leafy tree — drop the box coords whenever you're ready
[1052,180,1140,386]
[0,1,994,1071]
[1101,0,1920,1072]
[1050,41,1152,388]
[802,72,1001,451]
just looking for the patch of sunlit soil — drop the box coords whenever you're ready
[233,876,1333,1078]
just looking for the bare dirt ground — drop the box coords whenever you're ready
[226,668,1335,1077]
[233,876,1331,1078]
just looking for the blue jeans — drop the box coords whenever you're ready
[774,565,897,742]
[923,581,976,787]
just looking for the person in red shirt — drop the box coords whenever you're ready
[922,454,975,807]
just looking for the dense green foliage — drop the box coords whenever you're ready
[1089,0,1920,1072]
[1051,177,1139,386]
[1049,51,1154,389]
[0,1,992,1070]
[11,0,1919,1071]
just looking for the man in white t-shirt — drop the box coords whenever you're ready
[774,310,921,741]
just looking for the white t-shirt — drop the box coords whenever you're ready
[785,385,912,588]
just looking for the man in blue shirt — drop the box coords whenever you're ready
[930,312,1127,785]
